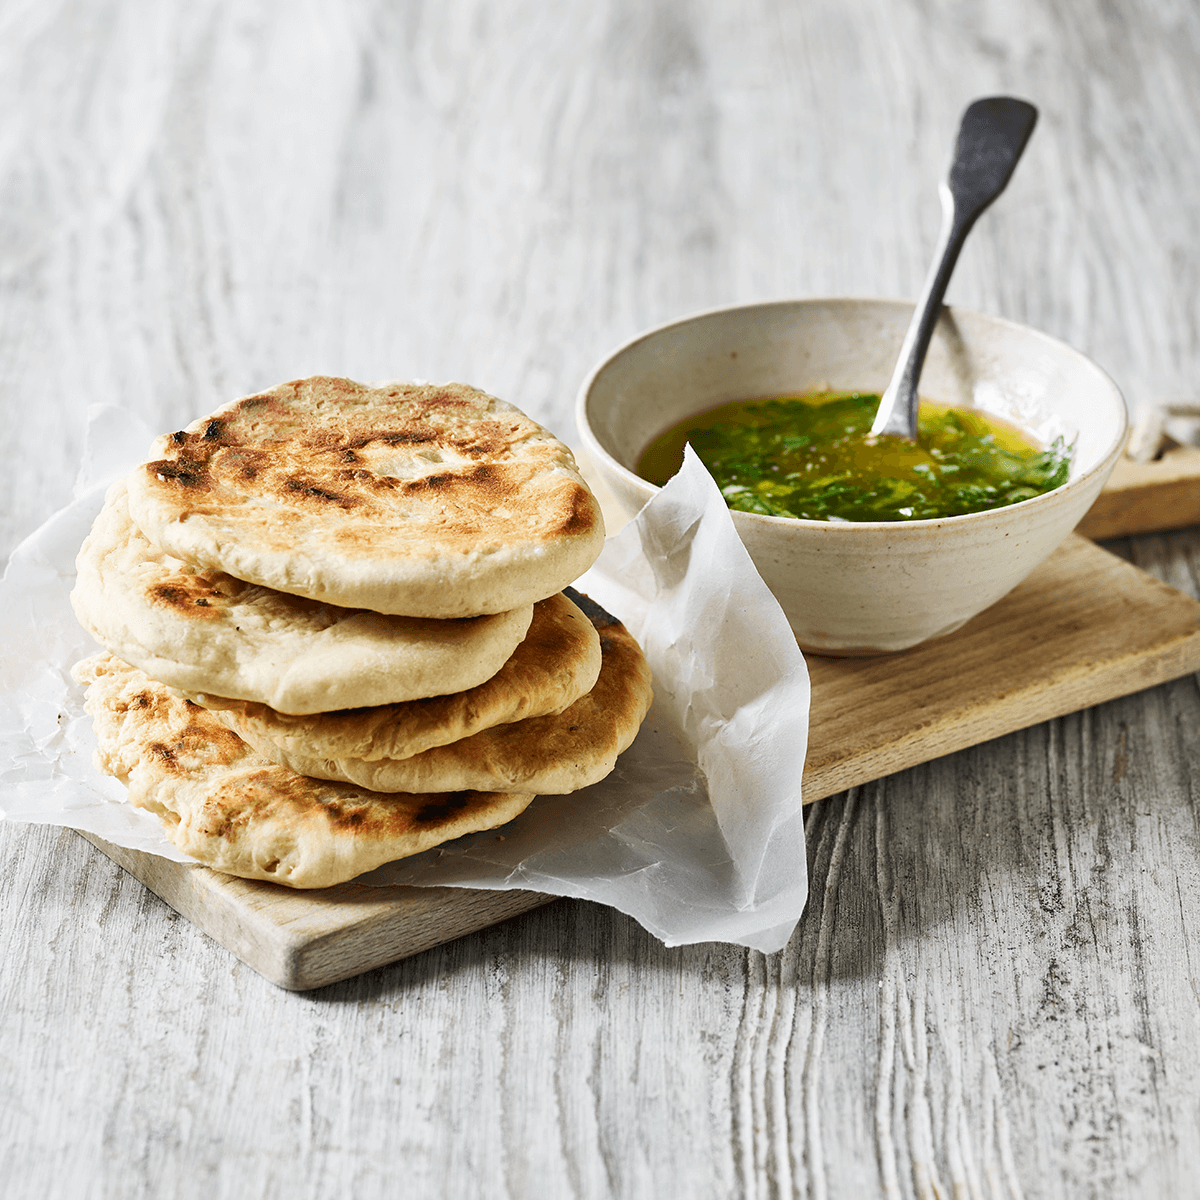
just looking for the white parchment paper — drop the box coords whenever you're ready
[0,407,810,952]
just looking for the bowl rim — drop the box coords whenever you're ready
[576,295,1130,533]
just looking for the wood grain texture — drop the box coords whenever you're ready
[1078,441,1200,539]
[5,1,1200,1197]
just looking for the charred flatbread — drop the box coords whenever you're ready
[72,478,534,715]
[124,376,605,618]
[232,593,654,795]
[72,653,535,889]
[200,589,601,761]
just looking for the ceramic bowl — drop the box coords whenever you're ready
[576,298,1128,655]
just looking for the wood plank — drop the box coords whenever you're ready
[76,533,1200,989]
[1078,441,1200,539]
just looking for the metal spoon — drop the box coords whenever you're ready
[870,97,1038,440]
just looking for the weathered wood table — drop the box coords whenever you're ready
[4,2,1200,1196]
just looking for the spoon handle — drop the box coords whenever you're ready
[871,97,1038,439]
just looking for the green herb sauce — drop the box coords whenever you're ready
[637,391,1071,523]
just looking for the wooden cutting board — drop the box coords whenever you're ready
[78,531,1200,990]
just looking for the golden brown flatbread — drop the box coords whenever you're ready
[200,589,601,761]
[73,653,535,889]
[72,479,535,714]
[124,377,605,617]
[233,593,654,795]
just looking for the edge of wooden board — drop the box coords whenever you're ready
[1070,442,1200,540]
[77,831,556,991]
[802,533,1200,801]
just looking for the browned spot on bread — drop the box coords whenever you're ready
[283,477,360,508]
[312,788,502,841]
[339,467,382,484]
[221,448,269,479]
[379,430,439,447]
[148,579,224,616]
[399,461,508,497]
[201,789,255,841]
[557,485,598,536]
[150,458,208,487]
[321,800,367,829]
[422,391,477,411]
[414,792,475,825]
[148,741,176,766]
[299,429,342,451]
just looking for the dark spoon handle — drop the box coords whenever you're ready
[871,97,1039,440]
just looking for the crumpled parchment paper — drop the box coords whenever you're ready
[0,405,810,952]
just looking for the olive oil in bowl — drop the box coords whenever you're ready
[637,390,1071,523]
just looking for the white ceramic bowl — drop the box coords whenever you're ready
[577,298,1128,655]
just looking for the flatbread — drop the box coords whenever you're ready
[124,376,605,618]
[233,592,654,795]
[71,478,534,714]
[201,589,602,761]
[72,654,535,889]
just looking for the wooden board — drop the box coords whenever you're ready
[77,533,1200,990]
[1078,441,1200,539]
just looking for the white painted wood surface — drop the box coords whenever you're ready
[4,1,1200,1196]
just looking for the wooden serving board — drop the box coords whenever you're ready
[78,532,1200,990]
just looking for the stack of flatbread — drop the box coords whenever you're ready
[70,376,653,888]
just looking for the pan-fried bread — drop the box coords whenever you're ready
[72,654,536,889]
[200,589,602,761]
[234,593,654,795]
[71,479,534,715]
[124,376,605,618]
